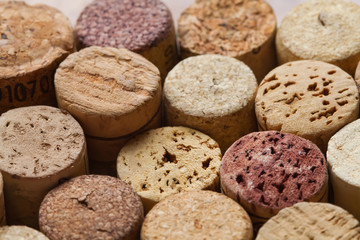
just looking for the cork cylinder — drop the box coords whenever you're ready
[75,0,178,80]
[178,0,277,82]
[0,106,88,228]
[0,226,49,240]
[0,1,75,114]
[55,46,162,175]
[39,175,144,240]
[276,0,360,76]
[164,55,258,152]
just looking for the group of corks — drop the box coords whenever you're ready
[0,0,360,239]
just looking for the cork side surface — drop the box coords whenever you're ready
[355,61,360,92]
[0,226,49,240]
[39,175,144,240]
[141,190,253,240]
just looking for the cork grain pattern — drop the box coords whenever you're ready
[117,126,222,213]
[39,175,144,240]
[141,190,253,240]
[0,226,49,240]
[256,202,360,240]
[255,60,359,152]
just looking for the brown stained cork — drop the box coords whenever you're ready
[141,190,253,240]
[256,202,360,240]
[255,60,359,152]
[117,126,222,213]
[0,1,74,114]
[0,226,49,240]
[178,0,277,81]
[0,106,88,228]
[221,131,328,221]
[39,175,144,240]
[0,173,5,227]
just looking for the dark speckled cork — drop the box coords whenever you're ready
[220,131,328,224]
[39,175,144,240]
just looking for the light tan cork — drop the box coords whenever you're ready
[255,60,359,152]
[117,126,222,213]
[0,1,74,114]
[164,54,258,152]
[178,0,277,81]
[256,202,360,240]
[0,106,88,228]
[0,226,49,240]
[39,175,144,240]
[276,0,360,76]
[141,190,253,240]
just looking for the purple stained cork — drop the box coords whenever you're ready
[220,131,328,220]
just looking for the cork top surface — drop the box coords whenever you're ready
[0,1,74,79]
[0,226,49,240]
[178,0,276,57]
[141,190,253,240]
[256,202,360,240]
[327,119,360,187]
[75,0,173,52]
[39,175,144,240]
[0,106,85,178]
[277,0,360,62]
[164,54,257,117]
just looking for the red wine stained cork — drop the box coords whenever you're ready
[276,0,360,76]
[178,0,277,82]
[0,106,88,228]
[75,0,178,80]
[54,46,162,175]
[39,175,144,240]
[220,131,328,226]
[0,1,75,114]
[0,226,49,239]
[141,190,253,240]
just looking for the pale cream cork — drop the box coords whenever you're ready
[0,226,49,240]
[0,106,88,228]
[141,190,253,240]
[0,1,74,114]
[276,0,360,76]
[164,54,258,152]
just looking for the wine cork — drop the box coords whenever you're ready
[178,0,277,81]
[39,175,144,240]
[141,190,253,240]
[276,0,360,76]
[221,131,328,225]
[355,61,360,92]
[75,0,178,80]
[256,202,360,240]
[0,1,74,114]
[0,173,5,226]
[327,119,360,220]
[117,126,222,213]
[164,54,258,152]
[54,46,162,174]
[0,226,49,240]
[0,106,88,228]
[255,60,359,152]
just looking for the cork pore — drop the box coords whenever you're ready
[0,226,49,240]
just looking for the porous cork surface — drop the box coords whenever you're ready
[55,46,161,138]
[276,0,360,75]
[0,226,49,240]
[0,106,85,178]
[221,131,328,219]
[256,202,360,240]
[39,175,144,240]
[255,60,359,152]
[75,0,173,53]
[117,126,222,212]
[141,190,253,240]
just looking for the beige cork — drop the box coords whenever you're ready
[164,54,258,152]
[255,60,359,152]
[276,0,360,76]
[141,190,253,240]
[55,46,162,171]
[117,126,222,213]
[0,1,74,114]
[256,202,360,240]
[0,226,49,240]
[178,0,277,81]
[39,175,144,240]
[0,106,88,228]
